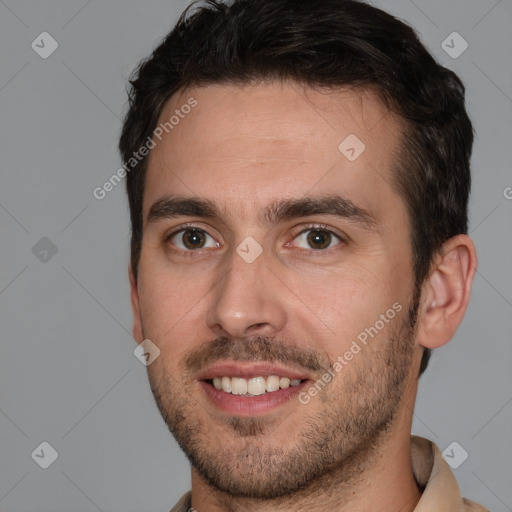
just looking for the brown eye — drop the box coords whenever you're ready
[306,230,332,249]
[183,229,206,249]
[169,228,218,250]
[292,228,341,250]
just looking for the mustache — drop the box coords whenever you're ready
[184,335,332,376]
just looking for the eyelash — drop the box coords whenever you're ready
[164,222,345,256]
[288,223,345,249]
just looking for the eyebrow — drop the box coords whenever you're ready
[146,194,377,230]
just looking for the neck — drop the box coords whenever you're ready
[189,404,422,512]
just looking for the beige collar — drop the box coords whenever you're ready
[170,436,488,512]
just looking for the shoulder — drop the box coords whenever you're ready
[463,497,490,511]
[169,490,192,512]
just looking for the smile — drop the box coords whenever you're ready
[197,362,312,416]
[209,375,303,396]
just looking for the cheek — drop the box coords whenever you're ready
[282,271,364,337]
[284,262,406,356]
[137,262,216,345]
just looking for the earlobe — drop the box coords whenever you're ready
[416,235,477,350]
[129,265,144,343]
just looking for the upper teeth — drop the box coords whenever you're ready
[212,376,302,395]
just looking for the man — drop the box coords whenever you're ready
[119,0,487,510]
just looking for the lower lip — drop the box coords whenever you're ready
[200,380,308,416]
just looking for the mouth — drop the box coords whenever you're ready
[208,375,304,395]
[197,362,311,416]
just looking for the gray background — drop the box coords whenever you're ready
[0,0,511,511]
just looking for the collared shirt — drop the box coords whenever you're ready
[169,436,489,512]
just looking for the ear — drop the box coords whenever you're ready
[416,235,477,350]
[129,265,144,343]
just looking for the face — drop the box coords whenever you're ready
[131,81,423,498]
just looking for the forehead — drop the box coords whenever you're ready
[143,81,405,222]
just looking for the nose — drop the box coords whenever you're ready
[206,246,287,339]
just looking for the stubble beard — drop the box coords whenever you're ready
[146,300,418,501]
